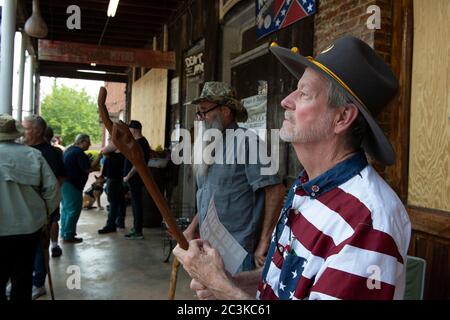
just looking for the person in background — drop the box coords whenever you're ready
[98,137,126,233]
[60,134,102,243]
[0,114,59,301]
[123,120,151,240]
[51,135,65,152]
[22,115,66,299]
[43,126,65,257]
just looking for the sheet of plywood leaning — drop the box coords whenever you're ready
[130,68,168,150]
[408,0,450,211]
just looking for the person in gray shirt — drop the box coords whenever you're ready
[183,82,285,272]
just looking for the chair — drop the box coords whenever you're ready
[404,255,426,300]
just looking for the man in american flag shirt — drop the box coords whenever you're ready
[173,35,412,300]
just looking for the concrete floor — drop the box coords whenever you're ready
[39,192,194,300]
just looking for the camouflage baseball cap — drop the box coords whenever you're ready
[190,82,248,122]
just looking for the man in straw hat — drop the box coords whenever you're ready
[0,114,60,301]
[174,36,411,300]
[182,81,286,272]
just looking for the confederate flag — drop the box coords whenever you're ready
[256,0,317,40]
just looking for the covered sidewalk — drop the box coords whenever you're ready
[39,173,193,300]
[0,0,191,301]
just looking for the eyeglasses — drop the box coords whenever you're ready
[196,104,221,119]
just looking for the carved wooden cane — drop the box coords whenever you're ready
[98,87,186,300]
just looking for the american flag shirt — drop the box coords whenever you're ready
[257,152,411,300]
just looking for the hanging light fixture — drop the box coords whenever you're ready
[107,0,120,17]
[24,0,48,38]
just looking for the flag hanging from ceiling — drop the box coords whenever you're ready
[256,0,317,40]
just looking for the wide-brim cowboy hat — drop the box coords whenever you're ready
[0,114,24,141]
[270,36,399,166]
[188,81,248,122]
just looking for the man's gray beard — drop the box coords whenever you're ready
[280,111,334,143]
[193,124,209,181]
[192,114,225,181]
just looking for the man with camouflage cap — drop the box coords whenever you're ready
[183,81,286,272]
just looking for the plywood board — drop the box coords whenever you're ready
[408,0,450,211]
[130,69,168,150]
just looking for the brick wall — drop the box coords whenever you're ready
[314,0,393,64]
[104,82,126,114]
[101,82,126,146]
[314,0,394,175]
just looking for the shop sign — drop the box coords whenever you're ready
[185,52,204,77]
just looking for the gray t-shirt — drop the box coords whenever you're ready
[196,123,281,254]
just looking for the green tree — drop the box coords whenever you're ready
[41,82,101,146]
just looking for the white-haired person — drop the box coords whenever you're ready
[0,114,59,301]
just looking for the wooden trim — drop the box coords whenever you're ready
[386,0,414,202]
[219,0,242,20]
[408,206,450,240]
[38,40,176,70]
[40,70,127,83]
[204,0,220,81]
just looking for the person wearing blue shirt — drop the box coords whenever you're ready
[61,134,102,243]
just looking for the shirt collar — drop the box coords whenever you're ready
[298,151,368,198]
[226,121,239,131]
[216,121,238,137]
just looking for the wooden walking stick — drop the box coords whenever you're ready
[43,246,55,300]
[168,257,181,300]
[98,87,187,299]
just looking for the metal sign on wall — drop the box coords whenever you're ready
[170,77,180,105]
[184,52,204,77]
[256,0,317,40]
[238,94,267,131]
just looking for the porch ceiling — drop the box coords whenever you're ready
[21,0,186,82]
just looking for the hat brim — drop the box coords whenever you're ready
[189,95,241,107]
[187,96,248,123]
[270,46,395,166]
[0,131,23,142]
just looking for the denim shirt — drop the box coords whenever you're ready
[196,123,281,255]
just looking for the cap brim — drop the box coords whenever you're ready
[186,96,233,106]
[184,97,214,107]
[185,96,248,122]
[269,46,395,166]
[0,131,23,141]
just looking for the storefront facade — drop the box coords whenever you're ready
[159,0,449,299]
